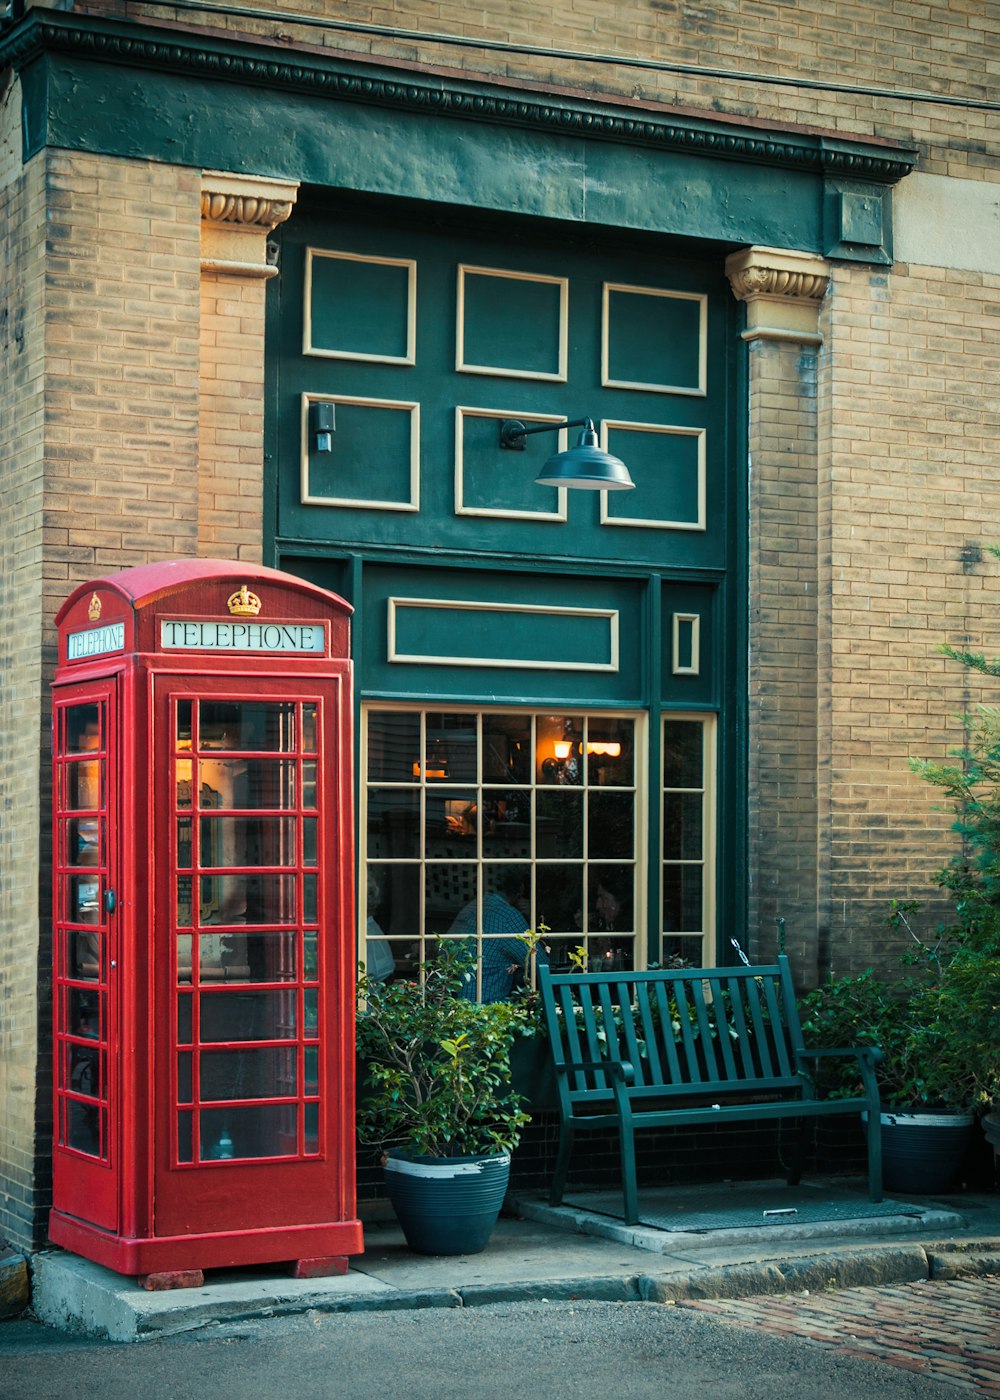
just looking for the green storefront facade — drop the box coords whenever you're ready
[1,6,930,1246]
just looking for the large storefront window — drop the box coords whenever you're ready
[661,715,716,967]
[363,708,640,997]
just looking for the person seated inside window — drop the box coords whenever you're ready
[447,869,546,1003]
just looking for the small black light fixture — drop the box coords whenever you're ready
[311,401,336,454]
[499,417,635,492]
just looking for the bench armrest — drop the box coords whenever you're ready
[798,1046,884,1067]
[554,1059,635,1084]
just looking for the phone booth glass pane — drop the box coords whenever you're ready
[54,699,111,1162]
[171,698,321,1166]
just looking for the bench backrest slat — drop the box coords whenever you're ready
[538,956,805,1102]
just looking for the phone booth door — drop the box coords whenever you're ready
[52,682,120,1234]
[152,676,349,1238]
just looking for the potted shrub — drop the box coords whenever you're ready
[799,923,1000,1193]
[357,940,530,1255]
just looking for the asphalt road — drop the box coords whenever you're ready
[0,1298,958,1399]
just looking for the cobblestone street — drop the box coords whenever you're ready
[680,1278,1000,1395]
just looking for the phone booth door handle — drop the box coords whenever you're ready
[104,888,117,915]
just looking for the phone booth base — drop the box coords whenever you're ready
[50,561,364,1278]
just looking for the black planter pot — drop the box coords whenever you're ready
[384,1149,512,1255]
[877,1111,975,1194]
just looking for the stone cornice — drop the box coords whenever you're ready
[1,9,918,185]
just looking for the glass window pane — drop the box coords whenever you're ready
[66,875,100,925]
[663,865,704,933]
[177,1111,193,1163]
[664,721,704,788]
[199,990,297,1042]
[199,816,296,868]
[302,760,317,810]
[177,933,193,984]
[302,817,317,867]
[197,930,297,983]
[663,792,704,860]
[481,790,533,859]
[177,993,192,1045]
[424,713,477,784]
[177,876,194,928]
[367,864,421,942]
[536,716,582,786]
[200,1104,294,1161]
[200,1047,297,1101]
[199,702,296,752]
[301,704,317,754]
[303,874,317,924]
[589,791,634,858]
[483,714,531,784]
[66,704,101,753]
[68,986,102,1040]
[425,790,477,858]
[537,790,582,858]
[67,930,100,981]
[178,1052,192,1104]
[586,718,634,786]
[199,874,296,926]
[305,1102,319,1155]
[176,700,193,751]
[426,863,476,938]
[177,817,193,869]
[368,712,420,781]
[67,817,101,866]
[586,865,634,932]
[68,1101,101,1156]
[176,759,193,807]
[197,758,297,810]
[65,760,101,811]
[536,864,583,935]
[304,989,318,1035]
[367,788,420,858]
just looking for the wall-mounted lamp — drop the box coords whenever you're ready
[311,401,335,454]
[499,418,635,492]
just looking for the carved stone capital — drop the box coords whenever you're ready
[725,246,831,344]
[200,171,299,279]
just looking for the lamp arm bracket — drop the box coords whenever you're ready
[499,417,592,451]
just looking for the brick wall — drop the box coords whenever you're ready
[0,128,47,1248]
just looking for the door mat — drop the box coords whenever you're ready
[562,1180,926,1232]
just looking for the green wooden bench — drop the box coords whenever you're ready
[537,955,883,1225]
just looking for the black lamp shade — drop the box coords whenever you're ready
[535,423,635,491]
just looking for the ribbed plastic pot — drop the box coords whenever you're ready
[877,1111,975,1194]
[384,1150,511,1256]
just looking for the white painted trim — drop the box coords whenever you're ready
[302,248,417,364]
[598,420,707,531]
[456,264,569,382]
[671,613,701,676]
[454,406,568,521]
[300,393,420,512]
[601,282,708,396]
[387,597,620,672]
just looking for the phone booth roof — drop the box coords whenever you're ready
[55,559,352,670]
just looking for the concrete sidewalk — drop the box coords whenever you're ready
[23,1177,1000,1343]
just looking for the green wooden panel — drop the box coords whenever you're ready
[601,425,704,529]
[460,270,564,378]
[307,252,413,362]
[304,399,416,507]
[661,582,718,705]
[391,600,615,670]
[605,286,704,393]
[457,411,564,518]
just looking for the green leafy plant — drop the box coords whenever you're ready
[357,939,530,1159]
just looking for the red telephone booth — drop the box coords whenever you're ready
[49,560,363,1279]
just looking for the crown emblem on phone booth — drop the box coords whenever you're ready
[227,584,262,617]
[88,592,102,621]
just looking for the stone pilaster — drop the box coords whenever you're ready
[726,246,831,981]
[199,172,299,559]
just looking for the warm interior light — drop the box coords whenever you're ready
[553,741,573,760]
[586,741,622,758]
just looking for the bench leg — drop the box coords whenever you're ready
[866,1108,883,1202]
[619,1130,639,1226]
[549,1125,575,1208]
